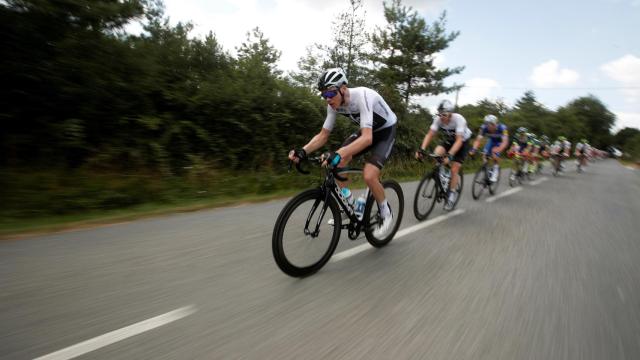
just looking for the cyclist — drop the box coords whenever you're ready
[507,127,532,181]
[415,99,472,211]
[528,133,540,174]
[537,134,551,172]
[574,138,590,169]
[469,114,509,182]
[288,68,398,237]
[550,135,571,172]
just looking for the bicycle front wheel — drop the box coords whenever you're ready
[413,172,437,221]
[364,180,404,248]
[272,189,341,277]
[452,169,464,208]
[471,167,486,200]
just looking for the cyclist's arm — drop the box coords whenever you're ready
[302,127,331,154]
[337,127,372,159]
[471,134,483,151]
[496,134,509,152]
[420,129,437,151]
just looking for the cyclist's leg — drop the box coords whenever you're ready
[364,125,396,208]
[335,131,363,188]
[449,140,469,191]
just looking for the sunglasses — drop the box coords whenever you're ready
[321,89,339,99]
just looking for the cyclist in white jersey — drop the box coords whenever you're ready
[415,99,472,211]
[288,68,398,237]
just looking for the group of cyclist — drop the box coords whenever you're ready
[288,68,596,238]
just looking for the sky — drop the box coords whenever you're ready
[153,0,640,131]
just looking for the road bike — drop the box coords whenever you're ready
[508,152,529,186]
[413,152,464,221]
[272,157,404,277]
[551,153,568,177]
[471,153,500,200]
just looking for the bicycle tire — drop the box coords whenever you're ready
[413,172,437,221]
[364,180,404,248]
[272,189,341,277]
[471,167,486,200]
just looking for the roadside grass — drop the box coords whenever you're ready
[0,156,509,239]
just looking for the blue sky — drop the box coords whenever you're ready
[158,0,640,130]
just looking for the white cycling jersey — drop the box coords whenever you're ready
[551,140,571,153]
[575,142,589,153]
[322,87,397,132]
[429,113,472,142]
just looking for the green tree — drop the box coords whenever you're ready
[558,95,616,148]
[369,0,463,116]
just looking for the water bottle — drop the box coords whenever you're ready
[341,187,354,207]
[440,167,450,189]
[354,195,366,220]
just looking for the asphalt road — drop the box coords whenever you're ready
[1,159,639,360]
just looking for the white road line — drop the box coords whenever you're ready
[331,209,465,263]
[486,187,522,203]
[530,177,549,186]
[395,209,465,239]
[34,306,197,360]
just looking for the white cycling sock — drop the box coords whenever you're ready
[378,199,391,218]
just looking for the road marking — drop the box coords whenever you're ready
[617,286,626,303]
[34,306,197,360]
[331,209,465,263]
[395,209,465,239]
[530,177,549,186]
[486,187,522,203]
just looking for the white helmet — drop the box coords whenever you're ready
[483,114,498,124]
[437,99,455,114]
[317,68,347,91]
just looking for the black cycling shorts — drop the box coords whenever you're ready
[341,125,396,169]
[441,139,470,164]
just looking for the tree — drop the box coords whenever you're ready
[369,0,463,116]
[558,95,616,148]
[289,0,369,89]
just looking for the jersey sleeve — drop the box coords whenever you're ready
[358,90,373,129]
[455,115,467,135]
[322,106,337,131]
[429,116,440,132]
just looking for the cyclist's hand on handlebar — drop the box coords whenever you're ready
[415,148,426,161]
[288,148,307,164]
[323,151,342,169]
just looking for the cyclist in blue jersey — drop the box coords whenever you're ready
[288,68,398,237]
[469,114,509,182]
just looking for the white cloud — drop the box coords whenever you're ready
[159,0,392,72]
[614,112,640,131]
[601,54,640,104]
[529,60,580,87]
[458,78,501,105]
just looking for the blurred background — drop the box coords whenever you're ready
[1,0,638,235]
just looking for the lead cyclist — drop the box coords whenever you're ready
[288,68,398,238]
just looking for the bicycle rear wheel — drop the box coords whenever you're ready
[272,189,341,277]
[471,167,487,200]
[364,180,404,248]
[413,172,437,221]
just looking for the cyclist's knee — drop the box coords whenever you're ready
[363,165,380,185]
